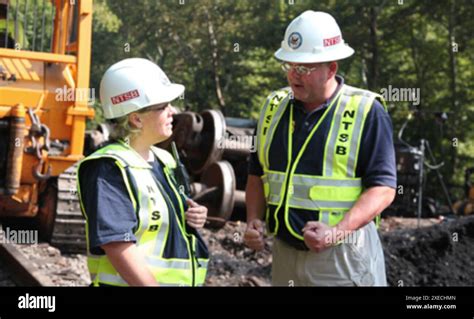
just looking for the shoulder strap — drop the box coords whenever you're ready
[257,88,292,170]
[150,146,177,170]
[83,141,150,169]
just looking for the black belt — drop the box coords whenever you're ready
[276,235,309,251]
[291,241,309,251]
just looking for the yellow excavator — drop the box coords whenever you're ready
[0,0,94,251]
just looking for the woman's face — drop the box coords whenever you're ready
[134,103,177,144]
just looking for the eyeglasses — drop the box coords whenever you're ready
[281,62,319,75]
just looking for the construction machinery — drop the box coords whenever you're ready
[0,0,251,251]
[388,110,455,225]
[159,110,254,227]
[0,0,94,251]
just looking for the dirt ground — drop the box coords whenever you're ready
[4,214,472,287]
[202,215,474,286]
[383,215,474,286]
[202,221,272,286]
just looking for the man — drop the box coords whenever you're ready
[244,11,396,286]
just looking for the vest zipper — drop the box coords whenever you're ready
[188,235,196,287]
[189,234,203,286]
[270,89,345,240]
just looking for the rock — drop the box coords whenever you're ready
[46,246,60,257]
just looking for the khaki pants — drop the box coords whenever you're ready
[271,222,387,286]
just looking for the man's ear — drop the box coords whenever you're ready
[327,61,338,79]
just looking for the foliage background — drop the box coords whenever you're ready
[89,0,473,198]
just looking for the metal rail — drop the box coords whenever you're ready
[0,240,53,286]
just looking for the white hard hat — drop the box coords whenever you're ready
[274,11,354,63]
[100,58,184,119]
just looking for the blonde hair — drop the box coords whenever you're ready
[109,104,169,141]
[109,113,141,141]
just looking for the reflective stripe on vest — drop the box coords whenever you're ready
[87,255,209,287]
[323,86,376,178]
[77,141,208,286]
[257,84,386,240]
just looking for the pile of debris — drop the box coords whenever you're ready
[383,215,474,286]
[5,214,473,287]
[202,216,474,286]
[202,221,272,286]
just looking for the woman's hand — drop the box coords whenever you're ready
[185,198,207,229]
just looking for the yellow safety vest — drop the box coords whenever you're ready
[77,141,208,286]
[256,84,387,242]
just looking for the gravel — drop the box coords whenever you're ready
[4,215,473,287]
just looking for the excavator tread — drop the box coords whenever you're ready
[50,164,87,254]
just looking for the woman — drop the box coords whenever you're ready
[77,58,209,286]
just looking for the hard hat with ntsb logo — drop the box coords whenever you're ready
[274,11,354,63]
[100,58,184,119]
